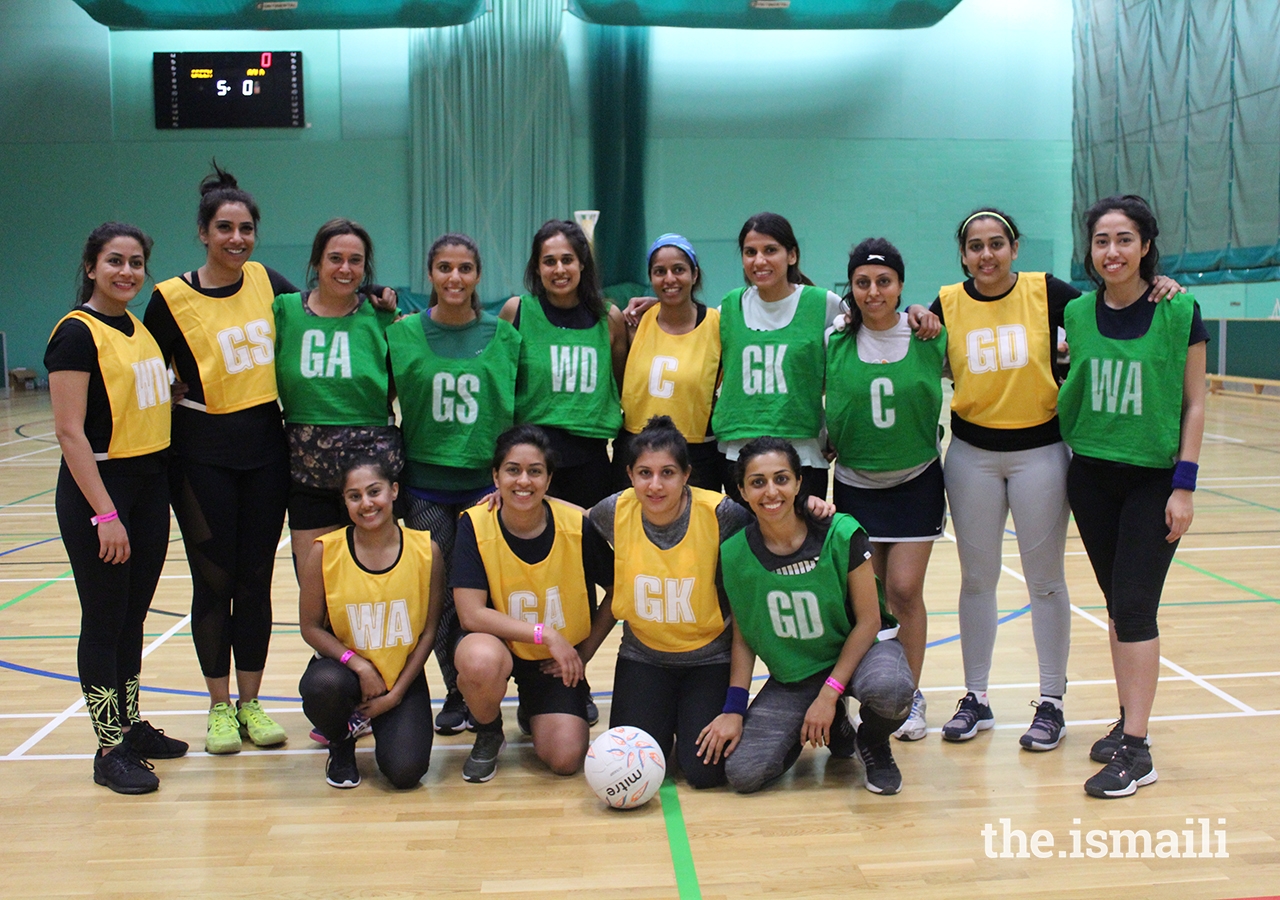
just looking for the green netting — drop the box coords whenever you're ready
[72,0,486,30]
[1072,0,1280,285]
[567,0,961,30]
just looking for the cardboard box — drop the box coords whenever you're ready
[9,368,38,390]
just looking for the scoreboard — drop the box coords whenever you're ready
[153,51,304,129]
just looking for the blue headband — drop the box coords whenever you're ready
[647,233,698,269]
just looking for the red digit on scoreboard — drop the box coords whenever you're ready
[260,52,272,68]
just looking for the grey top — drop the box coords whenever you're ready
[589,488,752,667]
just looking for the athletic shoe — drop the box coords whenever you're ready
[1089,709,1150,763]
[894,689,928,742]
[463,724,506,783]
[585,694,600,727]
[237,699,288,747]
[93,743,159,795]
[325,738,361,789]
[855,737,902,795]
[941,692,994,742]
[828,697,857,758]
[435,690,473,736]
[516,702,531,737]
[348,711,372,740]
[1084,743,1157,798]
[205,702,242,754]
[1019,701,1066,751]
[122,720,189,759]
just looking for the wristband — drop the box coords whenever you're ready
[340,649,355,666]
[1172,460,1198,492]
[824,676,846,695]
[90,510,119,526]
[722,686,749,716]
[533,623,544,645]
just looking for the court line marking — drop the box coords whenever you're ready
[659,779,702,900]
[941,530,1257,714]
[0,431,55,449]
[0,444,62,464]
[6,612,192,758]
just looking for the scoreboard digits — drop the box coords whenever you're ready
[153,51,304,129]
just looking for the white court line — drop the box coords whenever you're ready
[940,530,1257,714]
[0,431,55,449]
[6,612,193,758]
[1203,432,1247,444]
[0,574,192,583]
[1008,544,1280,558]
[0,444,62,464]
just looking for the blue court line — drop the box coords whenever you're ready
[0,658,301,702]
[0,537,60,558]
[924,604,1030,647]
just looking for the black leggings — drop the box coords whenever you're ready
[169,455,288,678]
[299,656,434,789]
[57,461,170,748]
[609,656,729,789]
[547,441,614,509]
[1066,455,1179,643]
[405,493,476,692]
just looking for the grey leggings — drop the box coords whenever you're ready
[725,639,915,794]
[943,438,1071,697]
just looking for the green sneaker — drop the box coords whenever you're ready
[237,698,287,747]
[205,703,242,754]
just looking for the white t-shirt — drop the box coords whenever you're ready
[721,284,843,468]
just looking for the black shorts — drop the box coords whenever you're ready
[833,457,946,542]
[288,481,347,531]
[510,655,591,720]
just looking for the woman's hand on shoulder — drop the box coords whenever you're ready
[906,304,941,340]
[622,295,657,328]
[1148,275,1186,302]
[696,713,742,764]
[369,287,398,312]
[805,493,836,519]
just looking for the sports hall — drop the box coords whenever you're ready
[1,0,1278,897]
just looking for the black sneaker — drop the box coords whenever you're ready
[1089,709,1150,762]
[828,697,857,759]
[1019,701,1066,751]
[855,737,902,795]
[435,689,473,736]
[1084,743,1157,798]
[941,692,994,742]
[463,722,505,783]
[93,744,159,795]
[584,694,600,727]
[122,720,189,759]
[325,738,360,789]
[516,702,531,736]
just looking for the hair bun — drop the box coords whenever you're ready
[198,160,239,196]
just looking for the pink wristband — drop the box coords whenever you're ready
[91,510,119,526]
[340,650,355,666]
[533,623,544,645]
[824,676,845,695]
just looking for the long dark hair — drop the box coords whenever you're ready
[738,212,813,287]
[735,436,808,516]
[1083,194,1161,287]
[76,222,154,308]
[523,220,605,321]
[306,218,375,291]
[197,160,261,234]
[427,233,482,310]
[840,237,904,335]
[955,207,1020,277]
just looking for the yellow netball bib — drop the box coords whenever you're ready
[51,310,170,459]
[466,500,593,661]
[611,487,724,653]
[156,261,277,413]
[621,305,720,441]
[322,527,434,690]
[939,273,1058,429]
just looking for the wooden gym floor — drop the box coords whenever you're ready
[0,388,1277,899]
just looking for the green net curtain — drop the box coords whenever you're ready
[588,25,649,288]
[567,0,961,29]
[72,0,486,29]
[409,0,573,306]
[1072,0,1280,284]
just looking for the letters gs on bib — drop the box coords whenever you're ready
[153,51,304,129]
[220,319,273,374]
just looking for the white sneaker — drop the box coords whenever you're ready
[894,689,928,742]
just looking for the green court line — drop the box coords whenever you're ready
[0,569,72,611]
[659,778,702,900]
[0,628,301,641]
[1172,557,1274,600]
[0,487,55,509]
[1201,488,1280,515]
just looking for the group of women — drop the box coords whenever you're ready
[48,158,1204,802]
